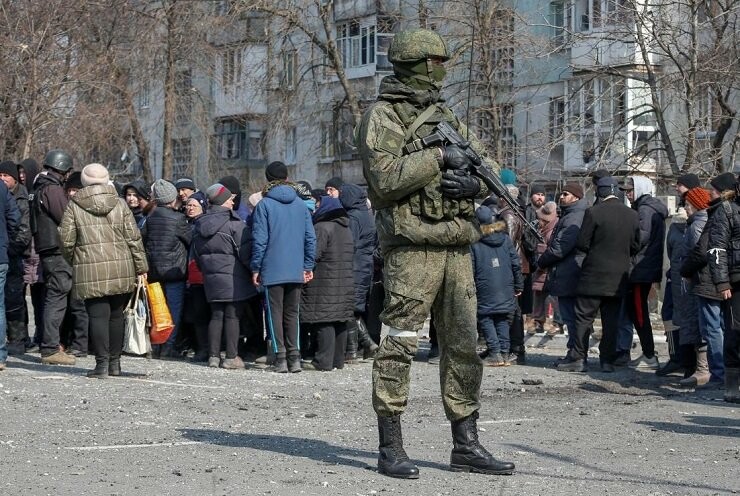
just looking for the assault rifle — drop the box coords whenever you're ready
[418,121,544,243]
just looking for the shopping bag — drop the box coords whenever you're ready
[123,277,151,355]
[147,281,175,345]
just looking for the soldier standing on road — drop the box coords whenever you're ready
[356,28,515,479]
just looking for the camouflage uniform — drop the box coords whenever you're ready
[357,35,499,422]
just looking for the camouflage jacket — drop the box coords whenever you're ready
[357,75,498,249]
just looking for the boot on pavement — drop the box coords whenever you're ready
[108,357,121,376]
[655,358,685,377]
[357,317,379,359]
[87,358,109,379]
[41,351,76,366]
[345,325,359,364]
[377,415,419,479]
[724,367,740,404]
[450,412,515,475]
[680,345,711,388]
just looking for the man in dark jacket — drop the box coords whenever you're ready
[339,183,379,361]
[620,176,669,369]
[705,172,740,403]
[557,176,640,373]
[0,179,21,370]
[142,179,192,358]
[0,161,32,355]
[31,150,88,365]
[250,161,316,373]
[536,182,587,356]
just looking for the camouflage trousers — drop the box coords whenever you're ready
[372,245,482,421]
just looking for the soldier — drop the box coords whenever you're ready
[356,28,515,479]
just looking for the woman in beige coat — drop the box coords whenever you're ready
[59,163,148,378]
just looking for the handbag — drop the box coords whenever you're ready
[123,276,151,355]
[147,281,175,345]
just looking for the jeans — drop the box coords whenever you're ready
[558,297,577,350]
[616,297,634,355]
[0,264,9,362]
[479,313,511,354]
[698,296,725,380]
[163,281,186,346]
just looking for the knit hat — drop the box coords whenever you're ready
[265,161,288,181]
[536,201,558,222]
[219,175,241,195]
[152,179,178,205]
[710,172,736,193]
[206,183,232,206]
[677,173,700,190]
[500,168,517,186]
[475,205,494,225]
[174,177,196,191]
[325,176,344,191]
[685,187,710,210]
[0,160,19,183]
[65,171,83,191]
[591,168,610,185]
[80,163,110,187]
[529,183,545,196]
[562,182,584,199]
[124,180,150,200]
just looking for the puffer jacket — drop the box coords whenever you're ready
[537,198,588,297]
[9,183,31,258]
[706,197,740,291]
[682,202,722,300]
[192,206,256,303]
[339,183,377,314]
[142,205,191,282]
[299,198,354,324]
[471,220,523,315]
[665,216,688,326]
[629,177,669,283]
[59,184,148,300]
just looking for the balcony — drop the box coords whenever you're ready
[570,32,646,70]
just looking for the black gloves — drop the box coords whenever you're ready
[440,170,480,199]
[442,144,474,171]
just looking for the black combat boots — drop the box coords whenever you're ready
[357,318,379,359]
[87,358,109,379]
[450,412,515,475]
[377,415,419,479]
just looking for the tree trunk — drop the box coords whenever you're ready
[161,1,177,180]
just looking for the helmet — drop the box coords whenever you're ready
[388,29,449,63]
[43,149,73,173]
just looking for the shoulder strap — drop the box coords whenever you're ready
[403,104,439,143]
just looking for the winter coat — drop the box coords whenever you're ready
[300,198,355,324]
[536,198,588,297]
[532,217,558,291]
[471,221,523,315]
[673,210,705,333]
[31,169,68,255]
[8,184,31,258]
[500,206,530,274]
[59,184,148,300]
[22,239,42,284]
[142,205,191,283]
[706,197,740,291]
[681,202,722,300]
[192,206,256,303]
[629,180,669,283]
[0,181,21,266]
[339,183,377,314]
[576,197,641,297]
[665,218,688,325]
[250,182,316,286]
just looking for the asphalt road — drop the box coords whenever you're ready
[0,336,737,496]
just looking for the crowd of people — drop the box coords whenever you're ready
[0,149,736,404]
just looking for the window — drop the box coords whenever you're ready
[137,80,150,109]
[549,96,566,141]
[172,138,191,177]
[492,10,515,85]
[496,104,516,168]
[376,14,396,72]
[281,50,297,89]
[285,127,297,164]
[320,122,335,158]
[549,2,566,45]
[696,87,720,138]
[176,69,192,126]
[214,118,264,160]
[336,20,376,68]
[222,47,242,88]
